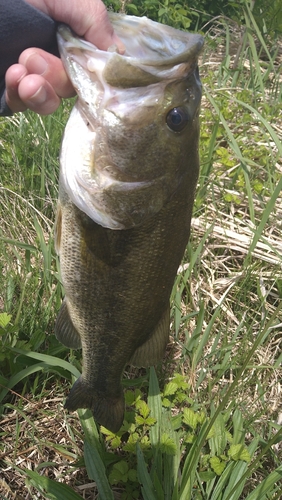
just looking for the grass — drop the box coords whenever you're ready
[0,8,282,500]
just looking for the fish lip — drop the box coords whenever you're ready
[109,13,204,65]
[57,18,204,69]
[57,17,203,110]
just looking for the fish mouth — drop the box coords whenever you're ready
[107,13,204,64]
[57,14,204,85]
[57,15,203,230]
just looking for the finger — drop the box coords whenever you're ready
[75,2,125,53]
[5,64,29,112]
[19,48,75,98]
[27,0,125,53]
[17,74,61,115]
[84,8,125,53]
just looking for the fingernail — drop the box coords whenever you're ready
[112,34,126,55]
[27,85,47,105]
[26,53,48,75]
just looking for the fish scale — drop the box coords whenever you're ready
[55,14,203,432]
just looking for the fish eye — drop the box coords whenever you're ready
[166,107,189,132]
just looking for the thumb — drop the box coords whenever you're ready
[40,0,125,52]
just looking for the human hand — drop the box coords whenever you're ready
[5,0,125,115]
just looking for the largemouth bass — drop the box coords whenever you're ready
[55,14,203,433]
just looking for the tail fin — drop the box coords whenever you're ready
[64,376,125,433]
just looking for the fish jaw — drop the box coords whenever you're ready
[57,16,203,87]
[57,18,203,229]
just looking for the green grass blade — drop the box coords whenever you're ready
[245,177,282,264]
[179,417,215,499]
[244,18,265,95]
[232,408,245,445]
[165,420,181,499]
[209,411,227,456]
[24,469,84,499]
[233,98,282,156]
[148,367,162,445]
[33,214,52,281]
[180,301,282,498]
[0,363,48,403]
[0,235,37,252]
[222,461,250,500]
[193,302,222,371]
[147,367,163,489]
[172,223,215,299]
[10,347,81,378]
[209,438,259,500]
[137,443,158,500]
[244,4,275,71]
[78,408,104,455]
[204,87,255,223]
[209,462,235,500]
[78,409,114,499]
[224,428,282,500]
[244,465,282,500]
[150,471,165,500]
[84,440,114,499]
[198,118,220,190]
[147,368,181,498]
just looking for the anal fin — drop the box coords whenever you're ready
[55,299,82,349]
[129,305,170,367]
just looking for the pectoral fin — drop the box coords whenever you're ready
[129,306,170,367]
[55,299,82,349]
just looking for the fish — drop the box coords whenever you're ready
[55,14,203,433]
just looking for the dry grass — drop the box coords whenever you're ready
[0,385,100,499]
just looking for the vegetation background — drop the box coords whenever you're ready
[0,0,281,498]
